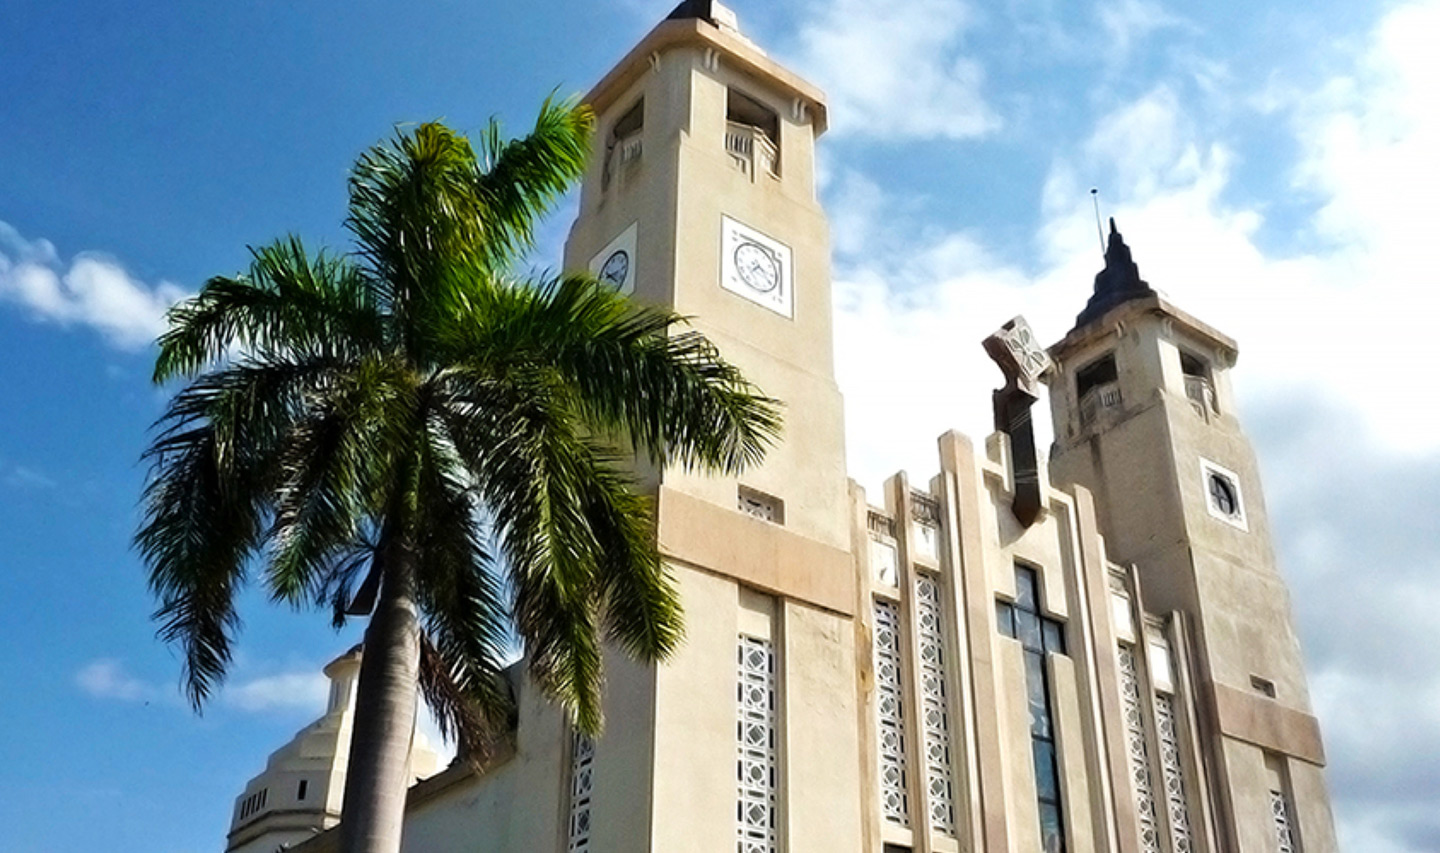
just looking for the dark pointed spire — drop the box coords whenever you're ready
[1074,218,1155,328]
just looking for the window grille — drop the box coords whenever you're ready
[738,636,778,853]
[567,732,595,852]
[738,487,783,524]
[915,575,956,834]
[873,599,910,826]
[1154,694,1194,853]
[1270,790,1298,853]
[1117,645,1161,853]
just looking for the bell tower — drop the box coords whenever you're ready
[1047,222,1338,852]
[562,4,861,852]
[564,1,845,547]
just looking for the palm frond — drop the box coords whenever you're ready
[412,431,515,760]
[346,124,491,329]
[436,368,612,732]
[446,274,782,474]
[153,238,382,383]
[472,95,592,270]
[266,357,416,606]
[138,427,262,709]
[142,355,352,705]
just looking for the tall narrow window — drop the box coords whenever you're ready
[738,636,778,853]
[996,566,1068,853]
[873,598,910,827]
[567,732,595,852]
[1117,645,1161,853]
[915,575,955,834]
[1155,694,1194,852]
[1270,790,1298,853]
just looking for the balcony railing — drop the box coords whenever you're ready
[1184,375,1217,418]
[867,509,896,540]
[725,121,777,178]
[602,131,643,189]
[1079,382,1123,426]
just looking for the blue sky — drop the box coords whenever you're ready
[2,0,1438,851]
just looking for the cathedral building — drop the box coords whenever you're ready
[224,3,1337,851]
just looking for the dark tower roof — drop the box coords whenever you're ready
[1074,218,1156,329]
[666,0,720,24]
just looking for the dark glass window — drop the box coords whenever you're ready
[1179,350,1208,378]
[1075,353,1117,398]
[296,778,308,801]
[998,565,1068,853]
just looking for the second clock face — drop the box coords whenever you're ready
[588,222,637,295]
[721,216,793,317]
[599,250,629,287]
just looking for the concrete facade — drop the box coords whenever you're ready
[232,4,1337,852]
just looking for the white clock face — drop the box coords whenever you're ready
[734,243,779,292]
[721,216,792,317]
[599,250,629,287]
[588,222,637,295]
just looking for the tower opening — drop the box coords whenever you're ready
[1178,351,1206,378]
[604,98,644,190]
[725,88,779,177]
[1075,353,1117,397]
[1179,349,1218,415]
[1075,353,1120,427]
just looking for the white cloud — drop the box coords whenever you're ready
[787,0,1000,141]
[0,221,189,349]
[76,659,166,703]
[223,671,331,714]
[1096,0,1189,61]
[76,657,332,716]
[2,464,57,490]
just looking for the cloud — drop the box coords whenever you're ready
[786,0,1000,141]
[0,221,190,349]
[76,658,332,716]
[824,2,1440,850]
[76,659,167,703]
[2,464,57,490]
[223,671,331,714]
[1096,0,1189,61]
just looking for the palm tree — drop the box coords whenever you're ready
[136,101,780,853]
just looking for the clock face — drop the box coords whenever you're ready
[720,216,793,317]
[599,250,629,287]
[588,222,637,295]
[734,243,779,293]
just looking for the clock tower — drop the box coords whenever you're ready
[1046,222,1338,853]
[562,3,861,852]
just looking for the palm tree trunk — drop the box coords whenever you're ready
[338,537,421,853]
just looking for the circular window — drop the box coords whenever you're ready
[1208,472,1239,517]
